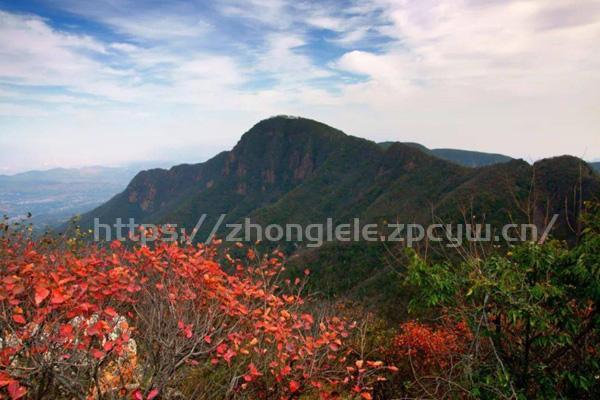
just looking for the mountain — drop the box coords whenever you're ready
[78,117,349,235]
[77,116,600,243]
[0,162,171,228]
[378,141,513,167]
[71,116,600,319]
[592,162,600,172]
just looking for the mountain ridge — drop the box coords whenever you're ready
[74,116,600,243]
[378,141,514,167]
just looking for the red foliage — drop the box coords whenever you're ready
[0,231,391,399]
[390,319,472,372]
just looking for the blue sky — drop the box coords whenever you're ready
[1,0,599,173]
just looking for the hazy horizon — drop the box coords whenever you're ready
[1,0,599,173]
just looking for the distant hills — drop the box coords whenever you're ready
[378,141,513,167]
[0,162,171,228]
[76,116,600,243]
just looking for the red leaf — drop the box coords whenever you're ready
[90,349,105,359]
[289,380,301,393]
[104,307,118,317]
[147,388,159,400]
[34,286,50,306]
[132,389,143,400]
[7,382,27,400]
[301,313,314,325]
[248,362,262,377]
[184,327,192,339]
[59,323,74,338]
[50,290,66,304]
[216,343,227,354]
[223,349,236,364]
[103,341,114,352]
[12,314,26,325]
[0,372,15,387]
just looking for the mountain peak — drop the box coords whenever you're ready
[235,116,347,153]
[264,114,303,120]
[249,115,345,135]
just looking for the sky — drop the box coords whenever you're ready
[0,0,599,173]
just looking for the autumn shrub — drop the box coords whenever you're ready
[390,318,472,373]
[0,225,393,400]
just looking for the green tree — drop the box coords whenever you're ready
[402,203,600,399]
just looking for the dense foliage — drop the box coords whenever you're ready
[0,226,393,400]
[393,203,600,399]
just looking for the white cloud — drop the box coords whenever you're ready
[253,34,331,84]
[337,50,414,92]
[217,0,291,29]
[326,0,600,159]
[340,0,600,95]
[300,1,390,46]
[103,14,211,41]
[0,11,107,86]
[44,0,213,41]
[0,10,247,106]
[1,0,599,172]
